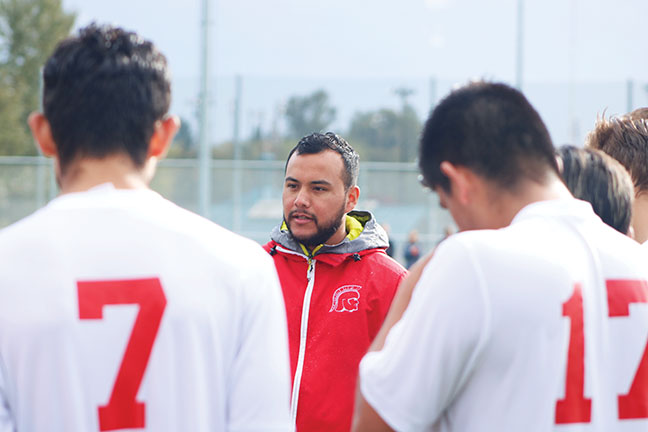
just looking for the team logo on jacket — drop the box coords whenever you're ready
[329,285,362,312]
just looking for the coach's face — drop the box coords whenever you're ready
[283,150,359,248]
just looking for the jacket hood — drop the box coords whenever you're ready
[270,210,389,256]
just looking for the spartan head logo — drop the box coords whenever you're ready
[329,285,362,313]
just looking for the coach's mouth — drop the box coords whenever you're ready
[289,211,315,224]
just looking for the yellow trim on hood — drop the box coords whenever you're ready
[345,214,364,241]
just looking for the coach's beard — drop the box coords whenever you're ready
[285,206,346,248]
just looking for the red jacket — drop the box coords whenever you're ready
[264,211,406,432]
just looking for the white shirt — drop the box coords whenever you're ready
[360,199,648,432]
[0,184,291,432]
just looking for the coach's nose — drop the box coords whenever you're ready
[294,189,310,208]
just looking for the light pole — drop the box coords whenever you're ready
[198,0,212,219]
[232,75,242,232]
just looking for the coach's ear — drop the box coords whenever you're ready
[345,185,360,213]
[439,161,475,205]
[148,115,180,159]
[28,112,58,158]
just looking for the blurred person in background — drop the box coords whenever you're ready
[439,225,455,243]
[382,223,395,258]
[354,81,648,432]
[264,132,406,432]
[0,24,291,432]
[586,114,648,243]
[404,229,421,268]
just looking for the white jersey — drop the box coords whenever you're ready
[360,199,648,432]
[0,184,291,432]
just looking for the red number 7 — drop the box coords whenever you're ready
[78,278,167,431]
[555,280,648,424]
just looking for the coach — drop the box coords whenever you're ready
[264,132,406,432]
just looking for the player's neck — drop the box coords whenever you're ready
[57,154,155,194]
[485,174,572,229]
[630,193,648,243]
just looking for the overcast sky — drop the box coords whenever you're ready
[61,0,648,145]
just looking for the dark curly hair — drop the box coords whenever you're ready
[42,23,171,172]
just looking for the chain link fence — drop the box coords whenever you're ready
[0,157,452,265]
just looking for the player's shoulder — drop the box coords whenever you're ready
[114,195,277,284]
[164,203,270,264]
[593,223,648,270]
[430,224,554,274]
[443,208,647,271]
[0,204,52,248]
[440,228,506,254]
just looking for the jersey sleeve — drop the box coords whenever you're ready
[359,237,490,431]
[226,251,292,432]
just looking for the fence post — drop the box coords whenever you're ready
[233,75,243,232]
[627,79,634,113]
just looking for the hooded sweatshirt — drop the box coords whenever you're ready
[264,210,407,432]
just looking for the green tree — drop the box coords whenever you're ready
[348,88,422,162]
[348,106,421,162]
[284,89,336,138]
[0,0,75,155]
[348,109,401,162]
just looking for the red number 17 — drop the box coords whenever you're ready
[555,280,648,424]
[78,278,167,431]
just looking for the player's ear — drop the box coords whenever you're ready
[148,115,180,159]
[440,161,473,205]
[345,185,360,213]
[28,112,57,157]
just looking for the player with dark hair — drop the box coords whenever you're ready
[39,25,171,174]
[586,115,648,243]
[0,24,291,432]
[354,81,648,432]
[557,145,634,235]
[264,132,406,432]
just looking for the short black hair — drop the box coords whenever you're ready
[285,132,359,189]
[557,145,633,234]
[42,24,171,172]
[419,81,558,192]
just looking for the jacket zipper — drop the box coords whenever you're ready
[289,256,316,430]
